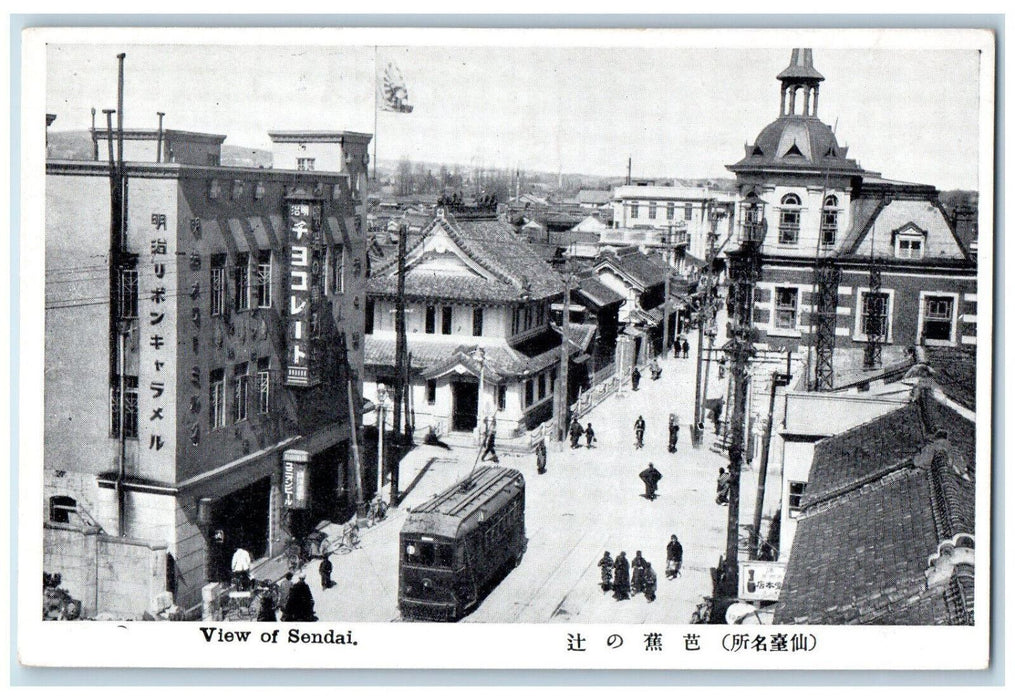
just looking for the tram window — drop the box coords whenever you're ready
[405,541,436,566]
[436,544,454,568]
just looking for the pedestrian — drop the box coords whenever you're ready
[716,467,731,505]
[682,338,690,359]
[612,552,630,600]
[668,414,680,453]
[480,425,499,463]
[631,550,647,595]
[718,355,727,379]
[585,422,597,449]
[319,553,334,589]
[711,404,723,435]
[598,551,614,592]
[230,546,252,591]
[256,588,277,621]
[631,366,641,391]
[634,415,645,449]
[666,535,683,579]
[643,562,658,602]
[283,572,317,622]
[536,438,547,474]
[569,418,584,449]
[639,462,662,500]
[277,571,293,613]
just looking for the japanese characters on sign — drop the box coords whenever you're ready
[738,561,787,602]
[281,449,310,510]
[285,201,322,387]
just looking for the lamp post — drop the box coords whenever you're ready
[376,383,388,499]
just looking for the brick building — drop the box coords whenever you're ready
[44,126,370,616]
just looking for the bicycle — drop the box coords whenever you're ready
[332,523,362,555]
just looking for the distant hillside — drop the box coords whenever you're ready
[220,145,273,168]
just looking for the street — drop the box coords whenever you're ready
[290,317,758,624]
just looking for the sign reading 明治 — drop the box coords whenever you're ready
[286,201,315,386]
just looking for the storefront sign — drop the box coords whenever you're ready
[286,201,314,386]
[738,560,787,602]
[282,449,310,510]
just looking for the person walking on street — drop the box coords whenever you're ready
[613,552,630,600]
[569,418,584,449]
[631,366,641,391]
[480,425,499,463]
[682,338,690,359]
[666,535,683,579]
[318,553,334,590]
[634,415,646,449]
[639,463,662,500]
[643,562,658,602]
[231,546,252,591]
[668,414,680,453]
[585,423,597,449]
[598,551,614,592]
[283,573,317,622]
[536,438,548,474]
[716,467,731,505]
[277,571,293,613]
[631,550,647,595]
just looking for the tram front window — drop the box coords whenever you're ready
[404,540,455,568]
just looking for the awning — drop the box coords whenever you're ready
[226,218,251,253]
[246,216,280,251]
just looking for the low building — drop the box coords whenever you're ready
[364,209,591,439]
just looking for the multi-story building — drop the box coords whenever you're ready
[44,125,369,616]
[726,49,977,377]
[364,208,593,439]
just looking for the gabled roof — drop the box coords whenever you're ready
[574,276,625,309]
[594,249,668,290]
[368,212,564,303]
[774,392,975,626]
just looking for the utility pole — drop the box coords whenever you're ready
[750,366,791,559]
[156,112,165,163]
[554,269,573,442]
[391,221,409,505]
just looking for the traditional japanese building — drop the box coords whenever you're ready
[44,125,369,616]
[727,49,978,382]
[364,208,592,439]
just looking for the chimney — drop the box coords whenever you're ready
[952,204,978,256]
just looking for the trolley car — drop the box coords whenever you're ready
[398,466,526,621]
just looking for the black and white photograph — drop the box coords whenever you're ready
[17,25,994,670]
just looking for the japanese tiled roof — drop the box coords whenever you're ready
[363,323,595,381]
[594,249,668,290]
[368,213,564,304]
[575,276,625,308]
[774,393,975,625]
[922,346,977,411]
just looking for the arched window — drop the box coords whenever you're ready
[821,195,839,246]
[778,194,802,245]
[49,495,77,524]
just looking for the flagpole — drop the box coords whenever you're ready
[373,46,378,183]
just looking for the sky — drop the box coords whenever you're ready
[44,35,986,190]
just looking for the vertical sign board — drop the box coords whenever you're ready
[615,335,634,378]
[281,449,310,510]
[286,201,314,386]
[738,560,787,602]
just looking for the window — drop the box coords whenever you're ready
[441,306,453,335]
[49,496,77,524]
[630,203,639,219]
[778,194,801,245]
[210,255,226,316]
[329,245,345,294]
[648,203,657,220]
[119,268,138,319]
[666,203,675,220]
[788,481,807,517]
[860,291,890,340]
[426,380,437,405]
[254,251,272,308]
[536,303,545,327]
[821,195,838,246]
[364,299,374,335]
[537,374,546,400]
[472,307,483,336]
[896,236,924,259]
[257,358,270,414]
[773,287,799,330]
[210,369,225,429]
[524,380,534,406]
[234,253,250,311]
[297,157,315,171]
[550,368,557,394]
[922,295,955,344]
[524,305,532,330]
[684,203,693,221]
[425,306,436,334]
[233,363,249,423]
[497,385,506,411]
[110,375,138,439]
[206,153,220,166]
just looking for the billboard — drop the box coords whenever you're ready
[281,449,310,510]
[738,560,787,602]
[285,200,319,386]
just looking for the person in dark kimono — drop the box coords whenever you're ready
[631,367,641,391]
[666,534,683,579]
[631,550,647,595]
[256,589,277,621]
[569,418,584,449]
[612,552,630,600]
[283,573,317,622]
[639,463,662,500]
[668,414,680,453]
[585,423,596,449]
[319,554,334,590]
[716,467,731,505]
[276,571,293,613]
[682,338,690,359]
[480,426,499,463]
[598,551,614,592]
[536,438,547,474]
[634,415,646,449]
[643,562,658,602]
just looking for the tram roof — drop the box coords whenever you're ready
[401,466,524,539]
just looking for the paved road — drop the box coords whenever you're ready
[301,322,742,623]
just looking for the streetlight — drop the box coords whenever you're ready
[376,383,388,499]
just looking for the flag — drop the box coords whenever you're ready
[379,61,413,113]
